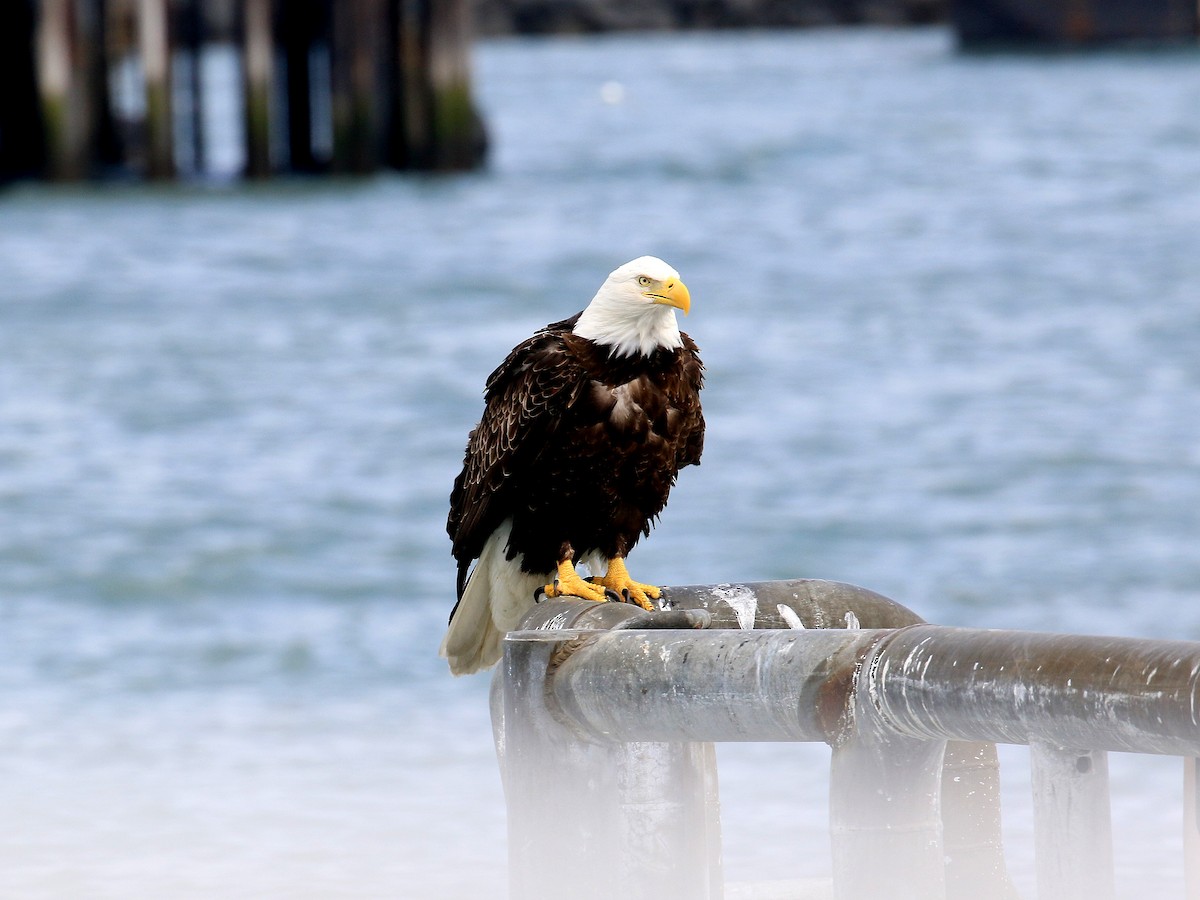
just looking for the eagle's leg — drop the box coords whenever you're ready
[598,557,660,612]
[543,544,609,603]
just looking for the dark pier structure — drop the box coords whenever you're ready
[0,0,486,182]
[952,0,1200,47]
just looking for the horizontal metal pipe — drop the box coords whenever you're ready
[542,625,1200,756]
[659,579,925,630]
[550,628,873,744]
[516,578,925,633]
[871,626,1200,755]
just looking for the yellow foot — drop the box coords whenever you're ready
[597,558,661,611]
[543,558,609,602]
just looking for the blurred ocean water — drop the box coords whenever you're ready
[1,26,1199,898]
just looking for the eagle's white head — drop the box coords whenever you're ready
[572,256,691,358]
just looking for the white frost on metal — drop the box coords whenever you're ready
[778,605,806,629]
[535,611,573,631]
[713,583,758,630]
[844,610,861,630]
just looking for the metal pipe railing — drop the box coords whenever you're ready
[494,581,1200,900]
[865,625,1200,755]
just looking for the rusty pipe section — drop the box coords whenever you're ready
[542,625,1200,755]
[870,625,1200,755]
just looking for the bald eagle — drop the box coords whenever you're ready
[440,257,705,675]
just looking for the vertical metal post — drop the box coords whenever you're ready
[613,741,724,899]
[1186,757,1200,900]
[830,721,947,899]
[497,632,723,900]
[1030,744,1115,900]
[830,637,947,900]
[940,741,1020,900]
[498,631,624,900]
[137,0,172,178]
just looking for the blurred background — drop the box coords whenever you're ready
[2,1,1199,897]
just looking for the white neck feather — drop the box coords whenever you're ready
[573,295,683,358]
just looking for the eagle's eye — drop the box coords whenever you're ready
[637,276,652,287]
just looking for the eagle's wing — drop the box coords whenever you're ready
[448,321,587,598]
[677,333,706,469]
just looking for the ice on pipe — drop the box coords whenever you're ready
[778,604,806,629]
[536,611,572,631]
[713,583,758,630]
[844,610,860,630]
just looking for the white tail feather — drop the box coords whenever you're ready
[440,520,547,676]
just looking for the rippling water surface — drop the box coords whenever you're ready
[2,27,1199,898]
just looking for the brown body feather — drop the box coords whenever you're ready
[447,312,705,613]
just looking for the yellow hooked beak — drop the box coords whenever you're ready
[646,278,691,316]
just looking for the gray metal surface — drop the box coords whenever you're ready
[542,624,1200,755]
[869,625,1200,756]
[496,630,723,900]
[516,579,925,633]
[498,584,1021,900]
[1187,757,1200,899]
[498,582,1200,898]
[1030,744,1115,900]
[659,579,925,630]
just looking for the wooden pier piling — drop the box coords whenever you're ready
[393,0,433,170]
[0,0,486,182]
[241,0,273,178]
[427,0,486,171]
[330,0,385,174]
[36,0,99,180]
[138,0,173,178]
